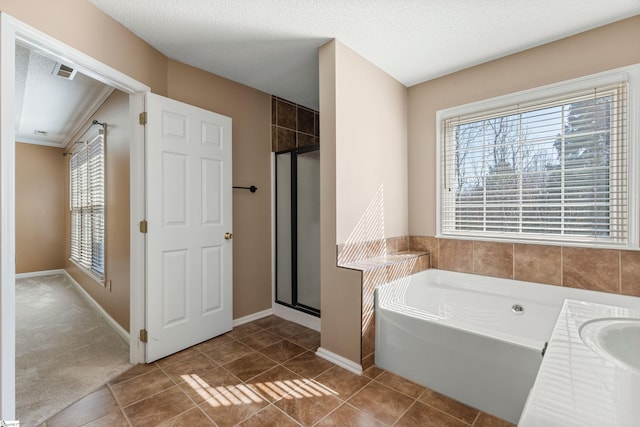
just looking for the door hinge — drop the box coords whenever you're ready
[139,329,148,343]
[139,220,148,234]
[139,111,147,125]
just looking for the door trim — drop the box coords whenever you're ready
[0,13,150,417]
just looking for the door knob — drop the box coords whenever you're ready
[225,232,233,240]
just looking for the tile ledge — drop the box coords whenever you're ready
[338,251,430,272]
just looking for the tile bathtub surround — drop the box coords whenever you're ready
[473,241,513,279]
[271,96,319,152]
[338,237,430,370]
[337,236,410,266]
[43,315,514,427]
[513,244,562,286]
[410,236,640,297]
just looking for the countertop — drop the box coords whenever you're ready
[519,299,640,427]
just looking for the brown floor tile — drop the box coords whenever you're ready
[288,329,321,350]
[315,402,386,427]
[362,365,385,379]
[226,322,265,339]
[200,339,253,365]
[123,386,195,427]
[237,404,300,427]
[47,316,515,427]
[246,365,304,403]
[252,315,288,329]
[375,371,425,398]
[237,330,283,350]
[174,365,243,404]
[199,390,269,427]
[260,339,306,363]
[268,320,311,339]
[275,390,342,426]
[395,401,468,427]
[419,388,479,424]
[282,351,334,379]
[110,368,174,407]
[194,334,236,353]
[155,346,201,368]
[46,386,119,427]
[348,381,414,425]
[108,363,159,386]
[156,407,214,426]
[473,411,516,427]
[224,352,278,381]
[314,366,371,400]
[159,352,219,381]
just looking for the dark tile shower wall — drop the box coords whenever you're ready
[271,96,319,152]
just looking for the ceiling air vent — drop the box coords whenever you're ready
[52,63,77,80]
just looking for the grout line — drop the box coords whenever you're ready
[310,401,349,427]
[471,410,481,425]
[619,249,622,294]
[560,246,564,286]
[390,399,416,426]
[106,384,134,427]
[511,243,515,279]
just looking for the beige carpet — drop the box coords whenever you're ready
[16,274,132,427]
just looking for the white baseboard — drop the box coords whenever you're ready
[316,347,363,375]
[272,303,320,331]
[62,271,130,343]
[16,269,65,279]
[233,308,273,327]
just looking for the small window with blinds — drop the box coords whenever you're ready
[438,67,638,248]
[70,131,105,282]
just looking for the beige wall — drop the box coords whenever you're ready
[0,0,168,95]
[408,15,640,236]
[319,40,409,364]
[166,60,273,319]
[3,2,274,328]
[65,90,131,330]
[319,41,364,363]
[334,43,409,244]
[15,143,66,273]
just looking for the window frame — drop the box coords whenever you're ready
[436,64,640,249]
[69,130,106,284]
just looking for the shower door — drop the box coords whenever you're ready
[275,147,320,316]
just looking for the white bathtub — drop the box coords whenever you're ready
[375,269,640,423]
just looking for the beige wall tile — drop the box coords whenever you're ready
[387,236,409,253]
[473,241,513,279]
[439,239,473,273]
[621,250,640,297]
[514,244,561,286]
[563,247,619,293]
[361,315,375,360]
[409,236,439,268]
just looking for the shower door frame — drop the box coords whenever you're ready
[274,145,321,317]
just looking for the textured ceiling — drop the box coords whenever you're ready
[88,0,640,109]
[15,44,113,148]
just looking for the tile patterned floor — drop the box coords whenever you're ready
[41,316,516,427]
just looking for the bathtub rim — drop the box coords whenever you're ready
[376,268,640,351]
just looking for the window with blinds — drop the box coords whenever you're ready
[438,67,638,248]
[70,131,105,282]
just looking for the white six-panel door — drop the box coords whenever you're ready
[145,93,232,362]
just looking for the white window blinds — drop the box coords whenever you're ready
[440,81,630,246]
[70,131,105,281]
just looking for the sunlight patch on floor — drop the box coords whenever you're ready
[181,374,339,407]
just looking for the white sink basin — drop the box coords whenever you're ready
[579,318,640,374]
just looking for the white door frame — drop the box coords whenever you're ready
[0,13,150,418]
